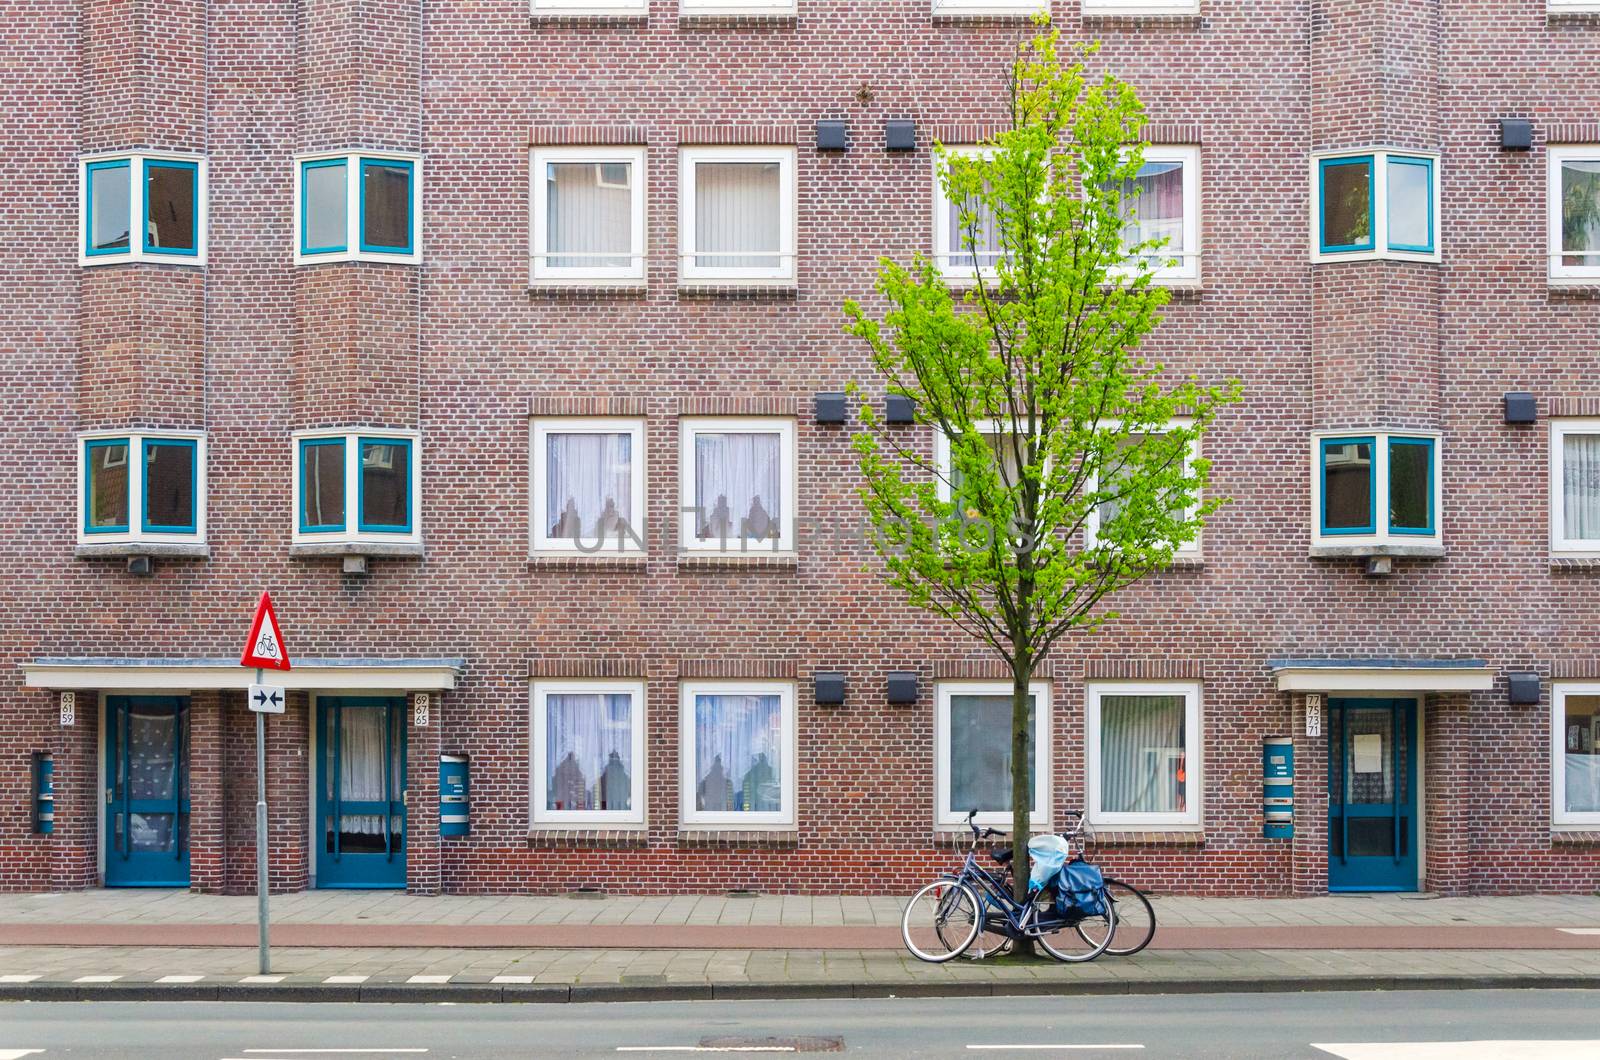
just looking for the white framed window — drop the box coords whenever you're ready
[531,417,647,554]
[532,0,646,12]
[78,430,207,546]
[1085,418,1202,558]
[530,147,646,286]
[79,152,208,267]
[680,0,796,12]
[679,680,795,828]
[1086,681,1201,829]
[932,419,1026,513]
[1549,0,1600,13]
[678,146,796,284]
[679,417,796,553]
[1553,683,1600,828]
[932,146,1000,283]
[294,151,422,265]
[1083,0,1200,12]
[1550,418,1600,555]
[531,679,647,827]
[1110,145,1200,284]
[1548,145,1600,284]
[292,429,422,547]
[1310,430,1441,549]
[1311,149,1440,264]
[931,0,1046,17]
[935,681,1050,830]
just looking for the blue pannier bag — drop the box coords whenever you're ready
[1056,859,1106,919]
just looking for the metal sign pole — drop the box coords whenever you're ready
[256,665,270,975]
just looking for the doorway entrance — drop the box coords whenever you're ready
[315,696,407,888]
[104,695,191,887]
[1328,697,1418,891]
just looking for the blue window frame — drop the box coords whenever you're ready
[1319,436,1377,535]
[140,438,198,534]
[1385,156,1434,255]
[300,158,349,255]
[357,437,412,534]
[141,160,199,257]
[1318,156,1376,254]
[1387,436,1435,536]
[358,159,414,255]
[83,438,131,534]
[299,437,347,533]
[84,159,132,257]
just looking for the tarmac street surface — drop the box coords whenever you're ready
[2,990,1600,1059]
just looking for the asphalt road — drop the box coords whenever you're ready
[1,990,1598,1058]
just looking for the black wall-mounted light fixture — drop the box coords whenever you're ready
[816,120,848,152]
[887,671,919,705]
[886,394,916,425]
[815,392,847,425]
[1504,392,1537,425]
[1499,119,1533,152]
[1507,672,1542,705]
[884,119,917,152]
[814,671,846,706]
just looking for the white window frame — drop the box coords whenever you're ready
[678,146,796,284]
[932,146,999,284]
[293,150,423,266]
[530,679,648,828]
[680,0,796,13]
[532,0,646,12]
[1083,0,1200,12]
[678,417,797,554]
[1084,417,1202,559]
[931,0,1046,17]
[1309,148,1441,265]
[1549,418,1600,555]
[1549,0,1600,13]
[290,428,423,547]
[76,429,208,546]
[530,417,647,555]
[934,680,1051,831]
[1309,429,1443,549]
[529,147,647,287]
[1553,682,1600,828]
[1111,145,1201,285]
[1548,145,1600,285]
[1086,680,1202,830]
[679,680,796,829]
[78,152,209,267]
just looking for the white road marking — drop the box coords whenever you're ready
[967,1048,1145,1053]
[1312,1042,1600,1059]
[490,975,535,984]
[156,974,204,983]
[1556,928,1600,935]
[321,975,369,985]
[0,975,41,983]
[239,975,285,984]
[406,975,452,984]
[72,975,120,983]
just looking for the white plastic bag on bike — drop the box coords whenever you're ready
[1026,834,1071,892]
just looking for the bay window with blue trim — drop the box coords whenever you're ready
[78,431,206,551]
[1313,150,1438,263]
[292,430,420,550]
[295,152,421,265]
[1313,431,1440,550]
[80,153,207,266]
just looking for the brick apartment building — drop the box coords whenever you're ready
[4,0,1600,898]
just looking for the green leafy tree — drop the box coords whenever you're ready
[843,24,1239,945]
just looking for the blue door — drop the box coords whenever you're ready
[104,696,191,887]
[316,697,407,889]
[1328,698,1418,891]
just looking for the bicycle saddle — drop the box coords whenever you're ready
[989,847,1013,864]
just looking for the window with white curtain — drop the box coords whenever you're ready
[933,420,1025,523]
[1552,419,1600,554]
[681,0,796,12]
[1087,681,1201,828]
[1085,419,1201,558]
[531,0,646,12]
[935,682,1050,830]
[1083,0,1200,13]
[1107,145,1200,283]
[931,0,1045,15]
[1553,683,1600,827]
[679,147,795,283]
[532,680,647,826]
[531,418,646,554]
[679,681,795,827]
[531,147,646,285]
[679,417,796,553]
[932,147,1002,281]
[1549,146,1600,284]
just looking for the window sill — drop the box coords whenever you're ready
[291,540,424,559]
[677,282,797,299]
[529,12,650,26]
[528,826,651,848]
[677,13,797,29]
[1088,828,1205,846]
[528,280,647,297]
[1309,542,1445,560]
[1550,554,1600,571]
[932,827,1053,848]
[677,552,798,571]
[1081,13,1203,27]
[1548,11,1600,24]
[932,12,1041,27]
[1550,828,1600,845]
[528,553,648,571]
[75,541,208,560]
[1547,282,1600,298]
[678,828,798,847]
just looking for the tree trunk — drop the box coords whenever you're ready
[1009,652,1035,957]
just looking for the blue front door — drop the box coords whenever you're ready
[1328,698,1418,891]
[316,697,407,889]
[104,696,191,887]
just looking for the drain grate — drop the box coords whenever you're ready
[698,1036,845,1053]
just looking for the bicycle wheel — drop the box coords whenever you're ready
[902,880,981,963]
[1095,878,1156,956]
[1035,889,1116,963]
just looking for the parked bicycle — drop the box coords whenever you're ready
[901,810,1117,963]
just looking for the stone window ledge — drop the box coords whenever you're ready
[677,552,797,571]
[528,827,650,849]
[528,554,649,571]
[677,829,798,848]
[290,541,424,560]
[1309,543,1445,560]
[75,541,209,560]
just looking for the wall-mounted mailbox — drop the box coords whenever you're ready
[440,754,469,838]
[887,671,919,705]
[33,751,53,835]
[1263,737,1293,839]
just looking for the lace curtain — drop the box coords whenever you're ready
[545,693,634,812]
[1099,695,1186,814]
[337,707,398,836]
[1564,433,1600,540]
[694,432,781,544]
[546,432,634,543]
[694,694,782,813]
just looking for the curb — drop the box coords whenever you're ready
[1,974,1598,1004]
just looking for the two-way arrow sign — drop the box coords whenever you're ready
[248,683,286,715]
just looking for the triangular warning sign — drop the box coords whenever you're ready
[241,591,292,671]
